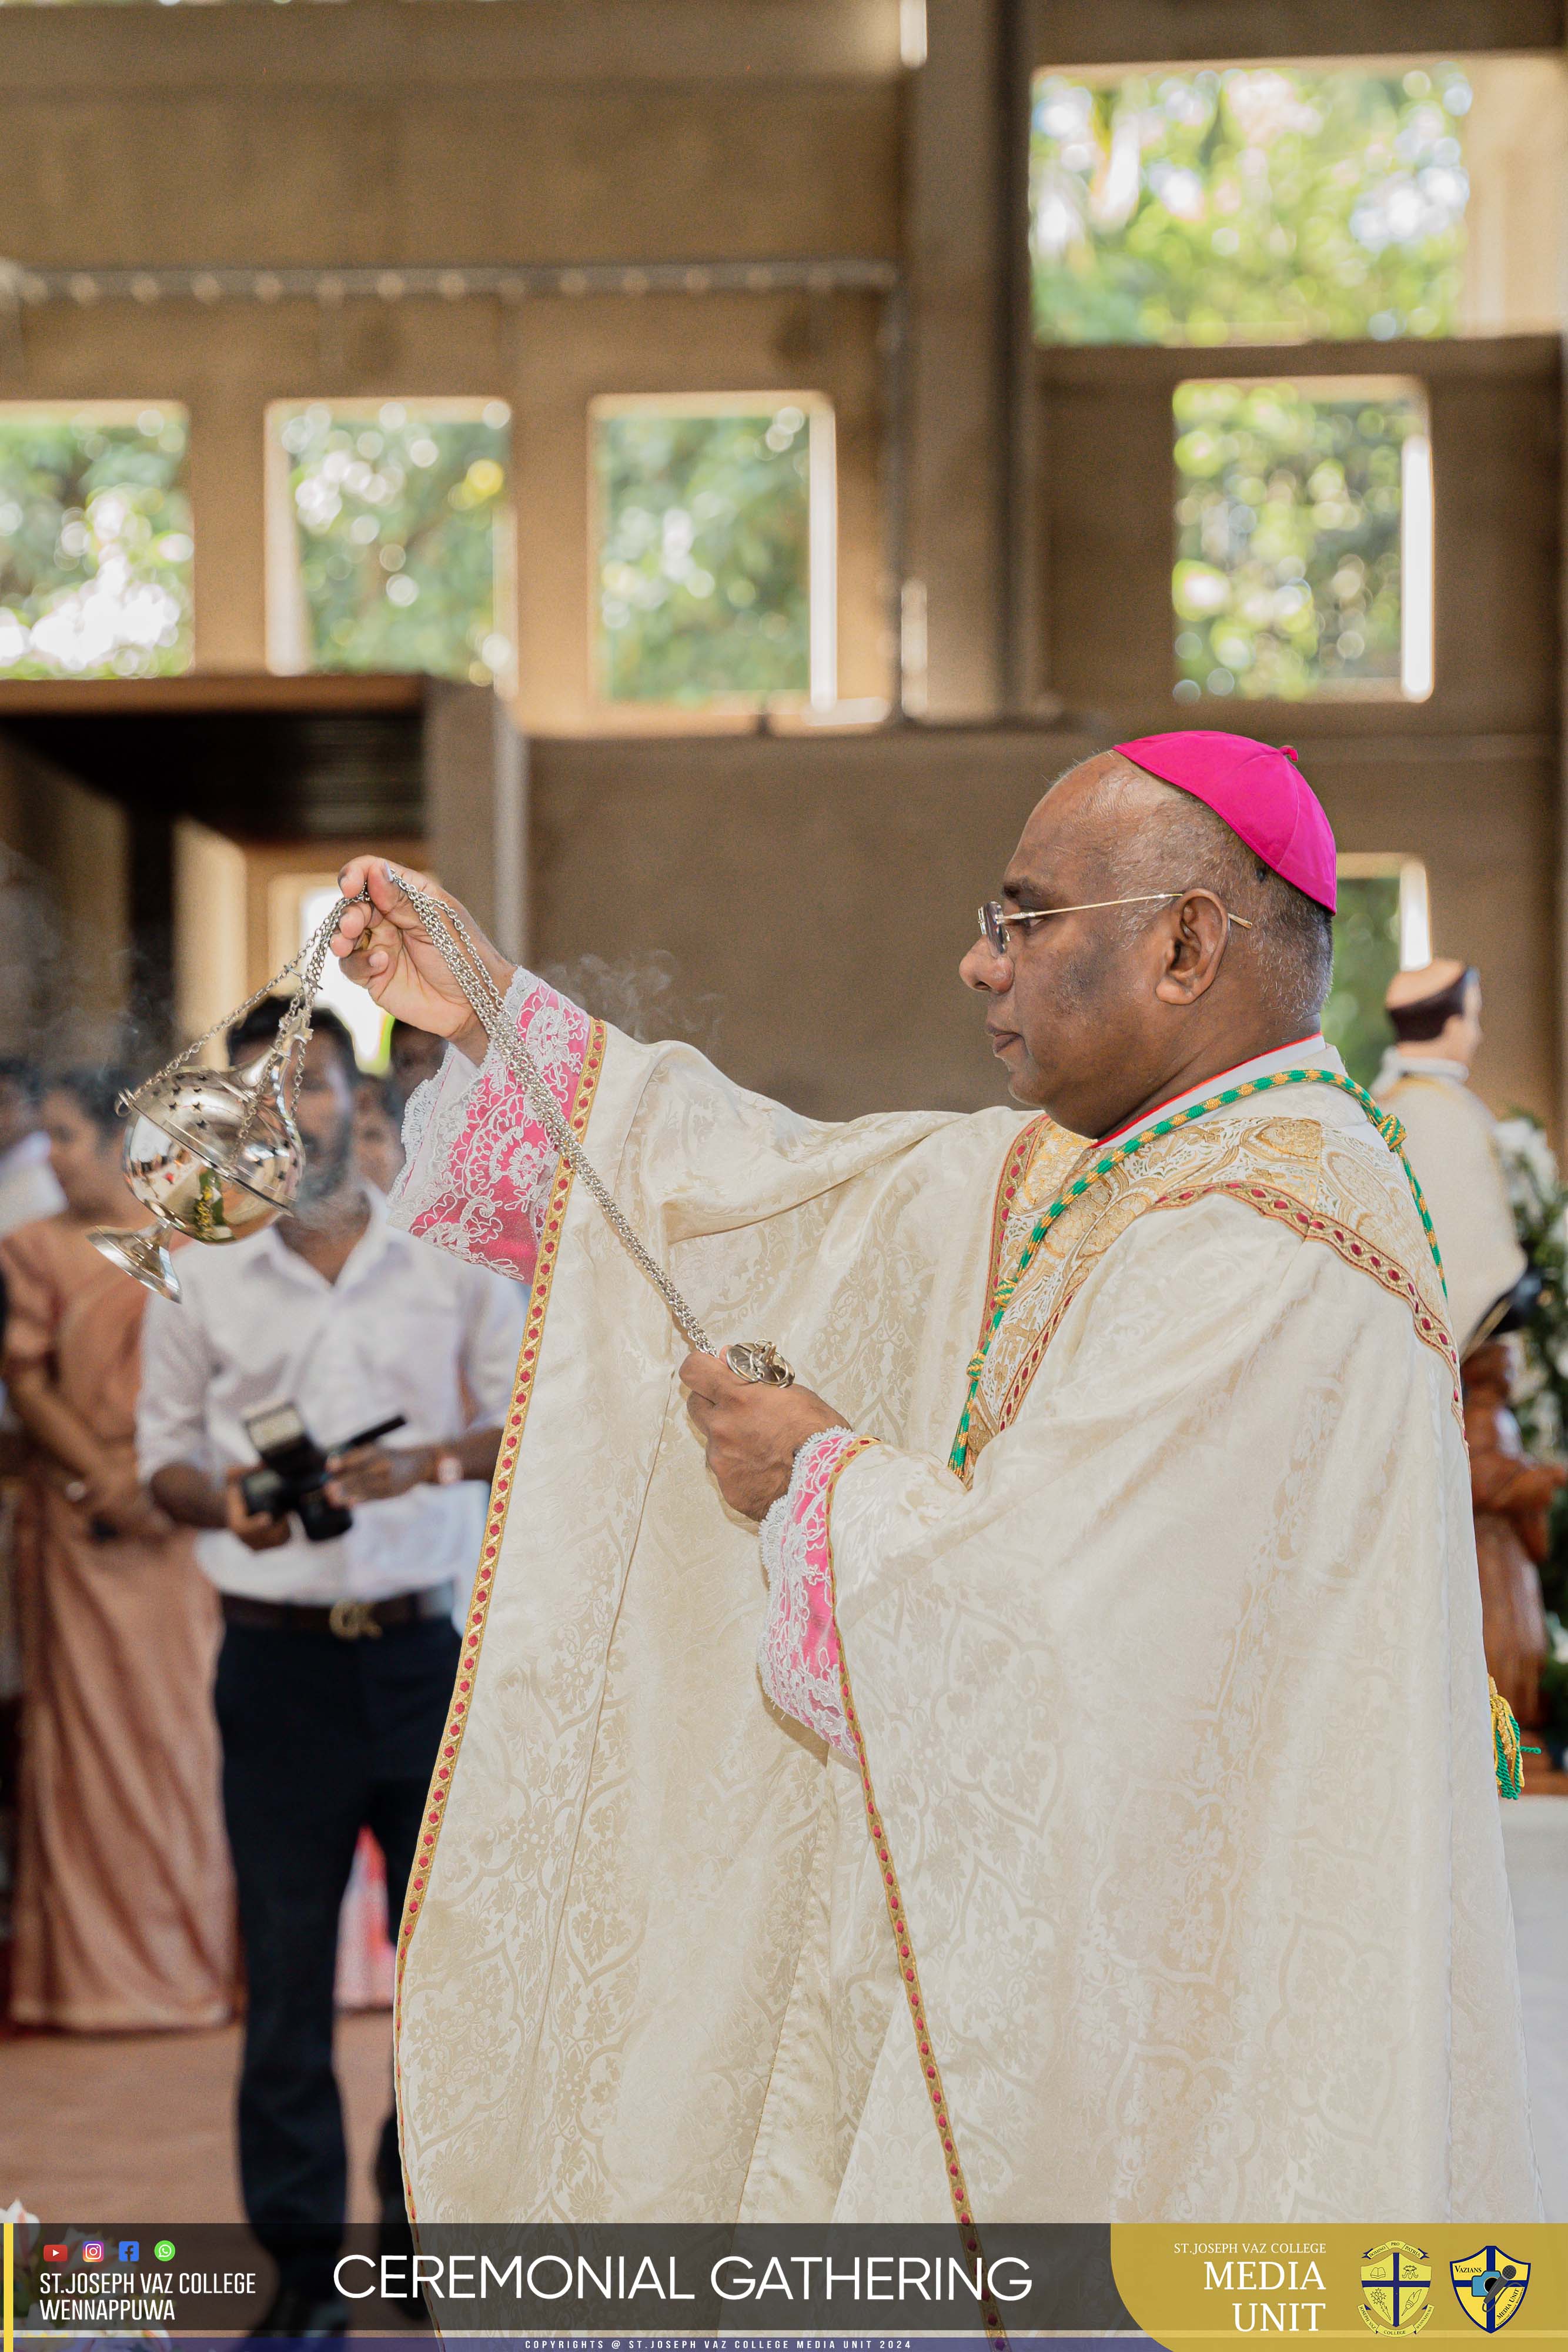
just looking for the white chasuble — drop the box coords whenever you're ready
[1373,1063,1527,1357]
[387,976,1539,2229]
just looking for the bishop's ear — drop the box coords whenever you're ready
[1152,888,1232,1007]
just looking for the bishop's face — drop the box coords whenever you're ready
[960,888,1125,1122]
[958,756,1196,1139]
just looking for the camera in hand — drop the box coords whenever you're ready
[240,1404,407,1542]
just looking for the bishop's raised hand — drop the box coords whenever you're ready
[330,857,516,1063]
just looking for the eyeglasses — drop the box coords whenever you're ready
[978,893,1253,960]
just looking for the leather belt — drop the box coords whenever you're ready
[220,1584,456,1641]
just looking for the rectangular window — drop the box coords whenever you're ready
[0,402,192,679]
[267,400,513,684]
[1325,854,1430,1086]
[1172,377,1432,702]
[1031,64,1470,347]
[591,394,835,710]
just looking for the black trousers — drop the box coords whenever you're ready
[215,1614,460,2291]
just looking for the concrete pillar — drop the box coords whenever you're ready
[188,379,268,673]
[905,0,1008,719]
[423,680,530,963]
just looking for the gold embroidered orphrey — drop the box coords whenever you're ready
[959,1112,1459,1478]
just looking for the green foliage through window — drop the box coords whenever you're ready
[1322,873,1401,1088]
[1172,379,1421,701]
[1031,65,1470,346]
[0,406,192,679]
[594,403,821,706]
[275,402,510,684]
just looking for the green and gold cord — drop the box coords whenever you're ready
[948,1067,1442,1476]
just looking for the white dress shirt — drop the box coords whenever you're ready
[136,1187,526,1604]
[0,1130,63,1240]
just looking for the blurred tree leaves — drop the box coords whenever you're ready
[1172,379,1416,700]
[278,403,509,683]
[596,406,814,705]
[1322,873,1400,1087]
[1031,65,1470,347]
[0,407,191,678]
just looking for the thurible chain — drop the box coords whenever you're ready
[369,874,721,1358]
[153,874,787,1371]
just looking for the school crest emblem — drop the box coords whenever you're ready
[1360,2242,1433,2335]
[1450,2247,1530,2331]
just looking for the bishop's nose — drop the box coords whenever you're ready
[960,934,1010,993]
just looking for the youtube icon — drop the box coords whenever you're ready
[42,2245,68,2266]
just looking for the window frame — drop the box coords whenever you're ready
[0,396,195,682]
[587,389,838,716]
[1337,850,1432,968]
[1170,370,1433,706]
[263,395,516,686]
[1026,58,1475,353]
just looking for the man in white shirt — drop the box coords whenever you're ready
[138,1003,523,2336]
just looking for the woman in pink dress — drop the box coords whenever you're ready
[1,1068,235,2030]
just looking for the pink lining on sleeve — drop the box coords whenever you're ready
[399,974,591,1284]
[757,1425,861,1760]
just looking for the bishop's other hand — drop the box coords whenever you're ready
[330,857,516,1063]
[681,1352,848,1521]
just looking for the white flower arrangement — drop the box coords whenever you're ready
[1493,1112,1568,1461]
[1496,1113,1563,1222]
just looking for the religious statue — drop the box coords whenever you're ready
[1378,960,1560,1729]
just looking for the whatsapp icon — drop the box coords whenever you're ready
[153,2241,175,2262]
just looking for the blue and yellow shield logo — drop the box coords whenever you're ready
[1360,2241,1432,2335]
[1450,2247,1530,2331]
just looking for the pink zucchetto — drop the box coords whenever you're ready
[1114,730,1338,914]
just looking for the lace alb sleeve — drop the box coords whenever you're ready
[387,969,594,1283]
[757,1426,867,1760]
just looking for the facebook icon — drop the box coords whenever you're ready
[118,2242,139,2263]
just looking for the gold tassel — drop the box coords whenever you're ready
[1490,1678,1527,1800]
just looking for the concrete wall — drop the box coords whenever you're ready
[1035,343,1562,746]
[1027,0,1565,59]
[6,1,1556,740]
[0,6,902,269]
[0,0,1564,1127]
[527,721,1557,1126]
[1029,333,1563,1125]
[530,724,1045,1119]
[0,735,131,1060]
[0,1,905,726]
